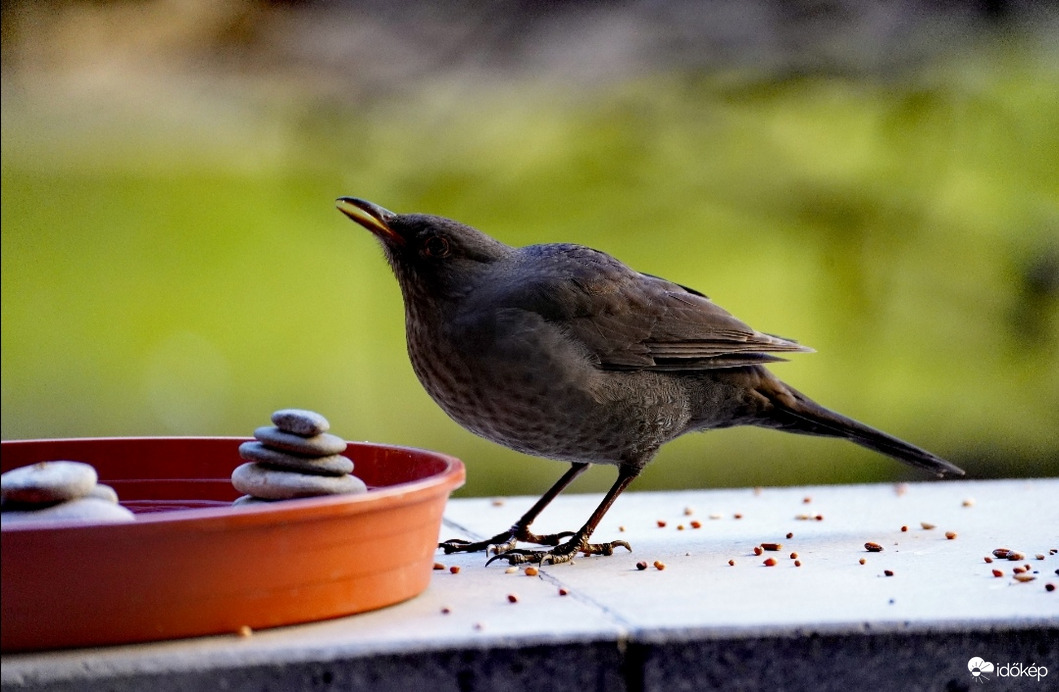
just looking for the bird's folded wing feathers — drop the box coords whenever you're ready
[491,245,813,371]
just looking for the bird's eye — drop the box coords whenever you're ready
[423,235,450,258]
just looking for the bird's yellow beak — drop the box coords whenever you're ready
[336,197,404,246]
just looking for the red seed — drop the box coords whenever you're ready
[449,565,461,574]
[636,561,648,571]
[753,546,764,556]
[992,548,1011,559]
[865,542,884,553]
[815,514,824,521]
[884,570,894,577]
[728,559,735,566]
[802,497,812,504]
[794,560,802,567]
[653,560,666,571]
[433,562,446,570]
[761,543,783,551]
[507,593,519,603]
[441,606,452,614]
[900,526,908,532]
[786,532,794,539]
[984,557,993,563]
[945,531,957,540]
[690,520,702,529]
[859,558,866,565]
[789,552,798,560]
[1014,573,1036,583]
[524,566,538,577]
[992,569,1004,578]
[558,587,569,596]
[733,513,743,519]
[763,558,777,567]
[656,520,667,528]
[1046,583,1055,592]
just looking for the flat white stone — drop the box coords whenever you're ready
[0,461,98,505]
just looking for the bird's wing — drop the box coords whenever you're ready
[488,244,812,371]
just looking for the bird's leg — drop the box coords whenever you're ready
[485,466,639,566]
[438,463,589,555]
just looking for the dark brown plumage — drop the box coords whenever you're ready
[337,197,964,565]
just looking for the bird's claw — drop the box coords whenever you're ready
[438,529,577,555]
[483,538,633,566]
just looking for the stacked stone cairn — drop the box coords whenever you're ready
[1,461,135,525]
[231,409,367,504]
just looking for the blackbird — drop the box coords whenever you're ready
[337,197,964,565]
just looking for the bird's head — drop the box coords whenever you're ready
[336,197,512,301]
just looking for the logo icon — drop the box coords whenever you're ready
[968,657,995,683]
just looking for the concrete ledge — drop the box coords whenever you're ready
[3,478,1056,691]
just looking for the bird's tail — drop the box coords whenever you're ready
[764,382,965,478]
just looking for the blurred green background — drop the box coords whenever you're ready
[2,1,1057,498]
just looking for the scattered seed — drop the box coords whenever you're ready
[901,525,908,532]
[636,561,649,571]
[491,499,505,507]
[1050,549,1057,555]
[920,522,936,530]
[1014,574,1036,583]
[236,625,253,638]
[786,532,794,539]
[433,562,446,570]
[802,496,812,504]
[656,520,667,528]
[865,542,884,553]
[984,557,994,564]
[524,566,539,577]
[945,532,957,540]
[677,524,685,531]
[753,546,764,556]
[653,560,666,571]
[761,543,783,551]
[753,487,763,496]
[473,622,484,631]
[728,559,736,566]
[894,483,909,496]
[962,498,975,507]
[507,593,519,603]
[763,558,777,567]
[992,569,1004,578]
[795,514,812,520]
[733,513,743,519]
[1036,554,1046,560]
[690,520,702,529]
[1046,584,1055,592]
[558,587,569,596]
[1008,552,1025,561]
[709,513,723,520]
[992,548,1011,559]
[794,560,802,567]
[441,606,452,614]
[815,514,824,521]
[505,566,518,574]
[618,525,626,532]
[684,507,695,516]
[859,558,866,565]
[449,565,461,574]
[790,552,799,560]
[884,570,894,577]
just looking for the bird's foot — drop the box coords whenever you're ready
[439,528,575,555]
[484,535,632,566]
